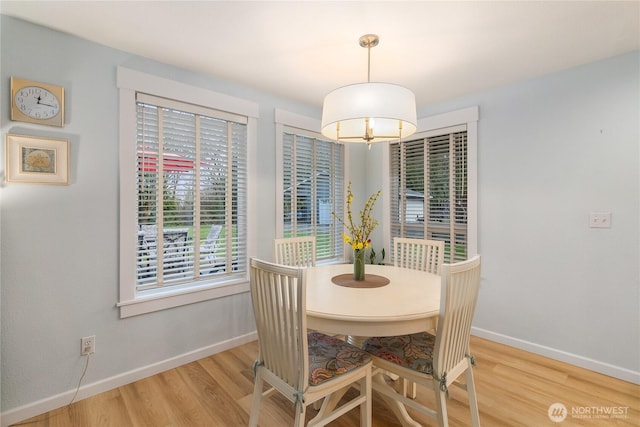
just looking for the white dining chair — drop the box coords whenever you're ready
[393,237,445,397]
[274,236,316,267]
[362,255,482,427]
[394,237,444,274]
[248,258,372,427]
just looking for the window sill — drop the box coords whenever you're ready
[117,278,249,318]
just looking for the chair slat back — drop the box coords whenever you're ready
[394,237,444,274]
[250,258,308,391]
[274,236,316,267]
[433,255,481,378]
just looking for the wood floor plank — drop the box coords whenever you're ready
[119,375,175,427]
[156,366,215,426]
[177,361,250,426]
[196,354,254,401]
[12,335,640,426]
[73,388,132,427]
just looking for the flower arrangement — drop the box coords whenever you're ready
[332,182,381,251]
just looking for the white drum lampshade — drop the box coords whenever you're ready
[320,34,417,145]
[321,82,417,143]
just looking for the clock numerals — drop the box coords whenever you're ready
[13,85,61,120]
[10,77,64,127]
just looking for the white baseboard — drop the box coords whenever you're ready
[472,327,640,385]
[5,328,636,427]
[1,332,258,427]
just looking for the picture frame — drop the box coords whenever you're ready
[5,134,69,185]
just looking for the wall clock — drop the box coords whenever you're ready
[10,77,65,127]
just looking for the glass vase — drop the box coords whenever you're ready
[353,248,366,281]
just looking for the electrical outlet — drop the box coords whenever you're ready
[81,335,95,355]
[589,212,612,228]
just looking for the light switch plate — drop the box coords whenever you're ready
[589,212,611,228]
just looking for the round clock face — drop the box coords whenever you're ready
[14,86,61,120]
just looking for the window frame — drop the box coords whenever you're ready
[274,109,348,263]
[117,67,258,318]
[382,106,478,260]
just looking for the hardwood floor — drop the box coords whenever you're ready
[13,336,639,426]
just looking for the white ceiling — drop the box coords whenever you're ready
[2,1,638,109]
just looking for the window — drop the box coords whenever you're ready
[135,93,247,287]
[118,68,258,317]
[275,110,345,263]
[388,107,478,264]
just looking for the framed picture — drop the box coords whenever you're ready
[5,134,69,184]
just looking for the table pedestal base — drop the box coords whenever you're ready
[372,371,421,427]
[312,373,421,427]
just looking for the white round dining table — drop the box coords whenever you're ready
[305,263,441,338]
[305,263,441,427]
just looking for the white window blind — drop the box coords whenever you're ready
[136,93,247,292]
[282,129,344,261]
[390,128,468,263]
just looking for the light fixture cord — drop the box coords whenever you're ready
[366,41,372,147]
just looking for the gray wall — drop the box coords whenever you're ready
[410,52,639,377]
[1,14,638,422]
[0,16,319,421]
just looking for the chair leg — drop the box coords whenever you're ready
[434,379,449,427]
[294,404,307,427]
[465,366,481,427]
[248,373,264,427]
[361,372,372,427]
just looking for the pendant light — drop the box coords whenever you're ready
[321,34,417,147]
